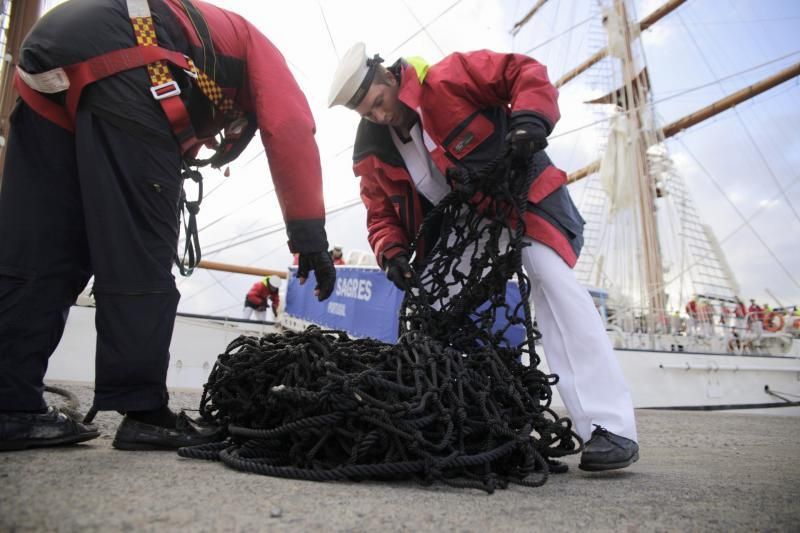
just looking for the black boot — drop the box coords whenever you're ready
[578,425,639,471]
[0,407,100,451]
[113,408,224,451]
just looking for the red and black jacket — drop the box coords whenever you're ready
[246,279,280,312]
[18,0,326,253]
[353,51,585,268]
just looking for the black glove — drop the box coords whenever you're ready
[297,251,336,301]
[506,118,548,166]
[385,253,414,291]
[446,167,477,197]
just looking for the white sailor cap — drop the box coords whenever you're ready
[328,42,384,109]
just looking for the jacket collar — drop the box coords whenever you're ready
[396,59,425,111]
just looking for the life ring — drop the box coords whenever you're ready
[763,313,784,332]
[792,317,800,331]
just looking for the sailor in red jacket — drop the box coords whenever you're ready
[243,275,282,322]
[0,0,335,452]
[329,43,638,472]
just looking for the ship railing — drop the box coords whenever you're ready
[604,308,795,355]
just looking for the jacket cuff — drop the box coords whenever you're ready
[379,244,408,269]
[286,219,328,253]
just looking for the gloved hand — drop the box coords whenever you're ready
[297,251,336,301]
[271,304,279,317]
[506,118,548,166]
[446,167,478,197]
[385,253,414,291]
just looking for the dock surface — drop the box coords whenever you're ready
[1,383,798,532]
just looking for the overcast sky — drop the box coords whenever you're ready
[42,0,800,315]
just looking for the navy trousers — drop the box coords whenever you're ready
[0,102,182,412]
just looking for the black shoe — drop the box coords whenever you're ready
[0,407,100,451]
[112,412,225,451]
[579,425,639,472]
[540,458,569,474]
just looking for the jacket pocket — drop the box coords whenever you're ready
[444,112,495,160]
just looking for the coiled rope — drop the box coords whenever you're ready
[179,151,581,492]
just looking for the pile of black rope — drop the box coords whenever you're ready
[178,152,581,492]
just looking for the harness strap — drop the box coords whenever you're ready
[16,44,195,143]
[13,71,73,131]
[183,56,242,122]
[176,0,245,127]
[129,0,197,153]
[14,0,245,155]
[134,0,244,130]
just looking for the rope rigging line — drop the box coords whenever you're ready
[676,11,800,226]
[316,0,339,60]
[199,198,364,257]
[400,0,445,56]
[548,51,800,142]
[178,151,582,492]
[388,0,464,56]
[520,15,594,55]
[664,140,800,290]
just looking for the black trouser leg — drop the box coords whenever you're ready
[73,107,182,412]
[0,103,91,411]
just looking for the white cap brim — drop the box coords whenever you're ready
[328,42,371,108]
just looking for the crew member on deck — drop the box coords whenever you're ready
[0,0,336,452]
[748,300,763,333]
[331,245,346,265]
[685,296,699,335]
[328,43,639,472]
[243,276,282,322]
[734,296,747,332]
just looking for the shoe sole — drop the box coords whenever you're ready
[112,439,181,451]
[578,451,639,472]
[0,430,100,452]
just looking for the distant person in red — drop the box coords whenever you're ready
[243,276,282,322]
[331,245,346,266]
[748,299,763,333]
[698,298,713,336]
[734,296,747,330]
[685,296,699,334]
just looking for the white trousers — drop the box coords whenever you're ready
[424,218,637,442]
[242,307,274,322]
[521,240,637,442]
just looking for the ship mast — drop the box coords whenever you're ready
[613,0,667,314]
[516,0,800,314]
[567,61,800,184]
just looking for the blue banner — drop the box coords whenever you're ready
[286,267,405,343]
[286,266,535,345]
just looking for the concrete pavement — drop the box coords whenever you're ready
[1,383,798,532]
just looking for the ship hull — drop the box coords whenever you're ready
[45,301,800,414]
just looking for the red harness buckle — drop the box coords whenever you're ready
[150,80,181,100]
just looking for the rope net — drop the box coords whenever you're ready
[179,153,582,492]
